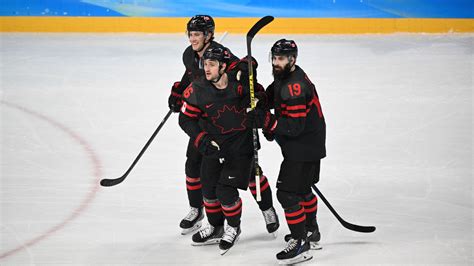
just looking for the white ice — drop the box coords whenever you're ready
[1,32,472,265]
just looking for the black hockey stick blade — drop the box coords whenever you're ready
[100,110,173,187]
[312,185,376,233]
[100,174,126,187]
[247,16,274,39]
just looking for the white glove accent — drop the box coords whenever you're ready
[211,141,225,164]
[211,140,220,150]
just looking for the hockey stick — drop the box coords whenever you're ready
[247,15,274,201]
[218,31,228,43]
[100,110,173,187]
[312,185,376,233]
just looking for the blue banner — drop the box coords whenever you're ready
[1,0,472,18]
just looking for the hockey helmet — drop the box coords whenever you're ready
[271,39,298,58]
[187,15,215,34]
[203,47,231,64]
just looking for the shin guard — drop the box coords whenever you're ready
[186,176,203,208]
[284,205,306,240]
[222,198,243,228]
[203,198,224,227]
[300,192,318,227]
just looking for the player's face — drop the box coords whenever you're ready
[188,31,208,51]
[272,54,294,80]
[272,55,291,73]
[204,59,221,81]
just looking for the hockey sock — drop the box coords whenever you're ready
[186,175,203,208]
[300,192,318,228]
[222,198,243,228]
[284,204,306,239]
[249,175,273,210]
[203,198,224,226]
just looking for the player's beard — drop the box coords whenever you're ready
[272,63,292,80]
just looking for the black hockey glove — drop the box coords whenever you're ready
[168,81,183,112]
[255,89,268,109]
[236,56,258,82]
[245,107,264,129]
[262,129,275,142]
[197,134,224,158]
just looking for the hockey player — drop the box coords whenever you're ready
[168,15,279,236]
[256,39,326,264]
[179,46,260,254]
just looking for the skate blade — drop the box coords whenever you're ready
[219,236,240,255]
[191,238,221,246]
[181,221,202,235]
[310,242,322,250]
[278,251,313,265]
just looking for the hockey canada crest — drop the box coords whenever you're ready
[211,105,247,134]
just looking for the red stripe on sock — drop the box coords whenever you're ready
[300,197,317,206]
[186,176,200,183]
[222,199,242,211]
[204,201,221,207]
[186,184,202,190]
[285,207,304,218]
[205,207,222,213]
[286,215,306,225]
[304,205,317,213]
[223,208,242,217]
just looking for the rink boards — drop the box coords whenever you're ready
[1,17,473,33]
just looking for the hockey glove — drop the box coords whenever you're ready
[236,56,258,81]
[197,134,224,158]
[168,81,183,112]
[245,108,264,129]
[255,89,268,109]
[262,111,277,133]
[262,129,275,142]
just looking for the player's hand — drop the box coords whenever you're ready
[262,111,277,132]
[262,129,275,142]
[198,135,224,158]
[168,82,182,112]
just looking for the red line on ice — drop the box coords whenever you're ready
[0,101,103,260]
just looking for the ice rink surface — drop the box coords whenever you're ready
[1,32,472,265]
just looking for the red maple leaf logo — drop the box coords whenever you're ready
[211,105,247,134]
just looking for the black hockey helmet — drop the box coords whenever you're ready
[271,39,298,58]
[187,15,215,35]
[203,46,231,64]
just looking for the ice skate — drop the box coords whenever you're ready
[284,231,322,250]
[307,228,322,250]
[191,223,224,246]
[180,206,204,235]
[262,206,279,238]
[219,226,241,255]
[276,238,312,265]
[284,220,322,250]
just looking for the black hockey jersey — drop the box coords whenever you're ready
[174,41,240,94]
[179,78,254,159]
[266,65,326,161]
